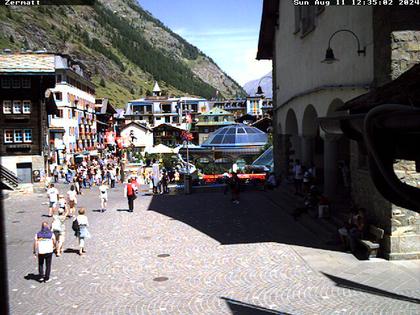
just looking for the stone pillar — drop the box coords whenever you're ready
[323,135,340,199]
[301,136,314,167]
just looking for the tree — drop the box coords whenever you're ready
[130,87,135,95]
[128,69,133,76]
[9,35,14,43]
[99,78,106,87]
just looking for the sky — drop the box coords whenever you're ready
[138,0,272,86]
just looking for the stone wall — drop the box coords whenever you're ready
[391,31,420,80]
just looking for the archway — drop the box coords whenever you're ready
[285,109,300,172]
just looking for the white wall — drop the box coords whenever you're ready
[120,126,153,148]
[275,3,374,106]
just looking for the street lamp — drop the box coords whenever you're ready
[322,29,366,64]
[255,75,272,96]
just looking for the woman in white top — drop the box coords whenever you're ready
[66,185,77,217]
[75,208,90,256]
[51,207,68,256]
[33,222,56,282]
[99,180,109,213]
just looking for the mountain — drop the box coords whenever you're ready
[0,0,246,107]
[243,72,272,98]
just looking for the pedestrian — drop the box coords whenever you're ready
[152,159,160,194]
[124,178,137,212]
[99,180,109,212]
[302,166,312,194]
[230,172,241,204]
[47,184,59,217]
[292,159,303,195]
[66,185,77,217]
[51,207,68,256]
[161,171,169,194]
[53,166,59,183]
[33,222,56,283]
[74,208,90,256]
[57,194,66,214]
[110,167,116,188]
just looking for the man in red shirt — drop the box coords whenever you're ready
[124,178,137,212]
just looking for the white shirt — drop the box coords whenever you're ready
[67,190,77,201]
[35,233,55,254]
[47,188,59,203]
[99,185,108,199]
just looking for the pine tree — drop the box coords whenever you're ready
[9,35,14,43]
[100,78,106,87]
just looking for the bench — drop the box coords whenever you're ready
[359,225,384,259]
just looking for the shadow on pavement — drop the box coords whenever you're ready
[23,273,43,283]
[116,209,131,212]
[221,297,291,315]
[147,192,340,250]
[64,248,80,255]
[323,273,420,304]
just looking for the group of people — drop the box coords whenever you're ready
[338,207,366,252]
[292,159,316,195]
[33,207,91,283]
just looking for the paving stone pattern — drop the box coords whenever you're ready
[4,184,420,314]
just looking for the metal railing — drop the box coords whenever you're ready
[0,164,21,189]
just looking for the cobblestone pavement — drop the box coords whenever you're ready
[4,184,420,314]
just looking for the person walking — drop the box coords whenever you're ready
[33,222,56,282]
[292,159,303,195]
[124,178,137,212]
[74,208,90,256]
[230,172,241,204]
[66,185,77,217]
[47,184,59,217]
[151,159,160,195]
[99,180,109,212]
[51,207,68,256]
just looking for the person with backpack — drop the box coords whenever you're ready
[124,178,137,212]
[33,222,56,282]
[73,208,90,256]
[51,207,68,257]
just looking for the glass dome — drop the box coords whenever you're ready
[201,124,268,147]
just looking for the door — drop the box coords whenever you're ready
[16,162,32,183]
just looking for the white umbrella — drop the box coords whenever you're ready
[145,144,174,154]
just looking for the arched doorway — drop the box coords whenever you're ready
[302,105,324,184]
[285,109,300,175]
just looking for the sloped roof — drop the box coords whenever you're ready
[153,81,161,92]
[0,53,55,73]
[201,107,233,116]
[342,63,420,113]
[121,121,152,132]
[257,0,279,60]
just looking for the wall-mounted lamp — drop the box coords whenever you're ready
[256,75,272,96]
[322,29,366,64]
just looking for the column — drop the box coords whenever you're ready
[301,136,315,167]
[323,135,340,199]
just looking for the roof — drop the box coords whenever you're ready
[256,0,279,60]
[342,63,420,113]
[121,121,152,132]
[201,107,233,116]
[201,124,268,148]
[95,98,117,115]
[152,123,186,132]
[0,53,55,73]
[153,81,161,92]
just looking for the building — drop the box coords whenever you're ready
[120,121,153,154]
[195,107,235,144]
[211,97,273,120]
[49,56,96,163]
[153,123,185,147]
[0,52,59,185]
[124,82,210,129]
[257,2,420,259]
[95,98,117,151]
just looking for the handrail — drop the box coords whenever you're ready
[0,165,21,187]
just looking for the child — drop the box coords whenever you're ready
[99,180,109,213]
[58,195,67,214]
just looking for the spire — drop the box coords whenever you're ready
[153,81,161,96]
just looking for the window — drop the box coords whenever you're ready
[55,92,62,101]
[4,130,13,143]
[301,7,316,36]
[13,101,22,114]
[22,100,31,114]
[12,78,20,88]
[1,78,11,88]
[214,116,219,122]
[56,74,62,83]
[23,129,32,142]
[22,78,31,88]
[14,130,23,142]
[3,100,12,114]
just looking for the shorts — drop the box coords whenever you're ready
[49,201,57,208]
[101,197,108,202]
[54,230,66,243]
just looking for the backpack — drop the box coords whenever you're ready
[72,218,79,232]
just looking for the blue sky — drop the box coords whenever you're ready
[138,0,272,86]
